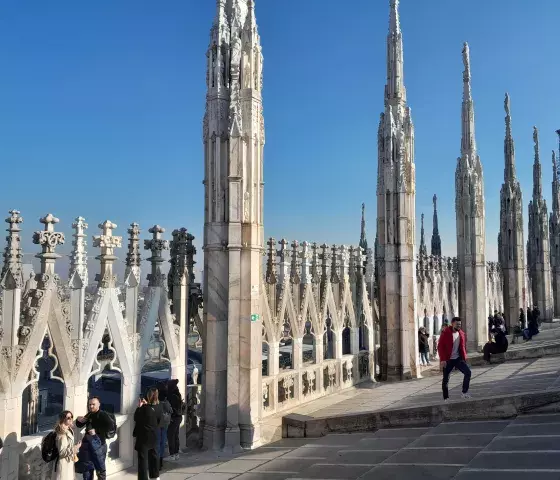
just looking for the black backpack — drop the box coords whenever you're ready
[41,431,59,463]
[105,412,117,439]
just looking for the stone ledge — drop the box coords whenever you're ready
[282,388,560,438]
[469,344,560,366]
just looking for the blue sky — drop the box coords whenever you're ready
[0,0,559,279]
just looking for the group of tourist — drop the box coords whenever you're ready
[42,379,185,480]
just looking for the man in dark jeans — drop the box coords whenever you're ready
[76,397,114,480]
[167,379,183,461]
[437,317,472,401]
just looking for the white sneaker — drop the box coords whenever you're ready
[461,393,472,399]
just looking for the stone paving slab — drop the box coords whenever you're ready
[112,412,560,479]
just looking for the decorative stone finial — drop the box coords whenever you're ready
[144,225,169,287]
[300,241,312,284]
[70,217,88,285]
[310,242,320,284]
[1,210,24,285]
[186,231,196,285]
[33,213,65,275]
[330,244,340,283]
[276,239,290,284]
[126,223,141,268]
[169,228,189,288]
[290,240,300,284]
[265,237,277,284]
[93,220,122,288]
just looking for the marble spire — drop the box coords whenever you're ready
[376,0,417,380]
[431,194,442,256]
[419,213,427,257]
[385,0,406,105]
[455,42,487,349]
[533,127,543,199]
[528,126,553,320]
[498,93,526,327]
[504,93,516,181]
[359,203,368,251]
[460,43,477,164]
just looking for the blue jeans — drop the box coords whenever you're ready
[442,358,471,399]
[158,427,168,458]
[420,352,430,365]
[82,470,95,480]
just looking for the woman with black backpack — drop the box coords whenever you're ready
[50,410,80,480]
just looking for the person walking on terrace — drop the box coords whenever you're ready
[437,317,471,401]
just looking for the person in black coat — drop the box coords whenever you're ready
[134,388,161,480]
[166,379,183,460]
[483,328,509,363]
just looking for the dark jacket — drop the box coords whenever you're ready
[437,328,468,362]
[493,330,509,353]
[159,399,173,428]
[75,433,104,474]
[418,332,430,354]
[168,380,183,418]
[76,410,113,443]
[133,404,161,451]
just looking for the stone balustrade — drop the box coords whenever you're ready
[0,211,201,479]
[260,238,376,417]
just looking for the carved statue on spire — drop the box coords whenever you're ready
[462,42,471,82]
[533,126,539,157]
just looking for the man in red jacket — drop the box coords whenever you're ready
[437,317,471,400]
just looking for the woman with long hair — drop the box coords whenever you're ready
[51,410,80,480]
[134,387,162,480]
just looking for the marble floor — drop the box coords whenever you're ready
[112,412,560,479]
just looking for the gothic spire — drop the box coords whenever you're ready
[419,213,427,256]
[552,150,560,214]
[359,203,368,251]
[461,42,477,159]
[431,194,442,256]
[533,126,542,199]
[504,93,516,182]
[385,0,406,105]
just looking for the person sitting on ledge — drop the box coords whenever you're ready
[483,327,508,364]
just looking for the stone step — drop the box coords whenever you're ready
[283,388,560,439]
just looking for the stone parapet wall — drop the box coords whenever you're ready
[0,211,200,479]
[261,239,376,418]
